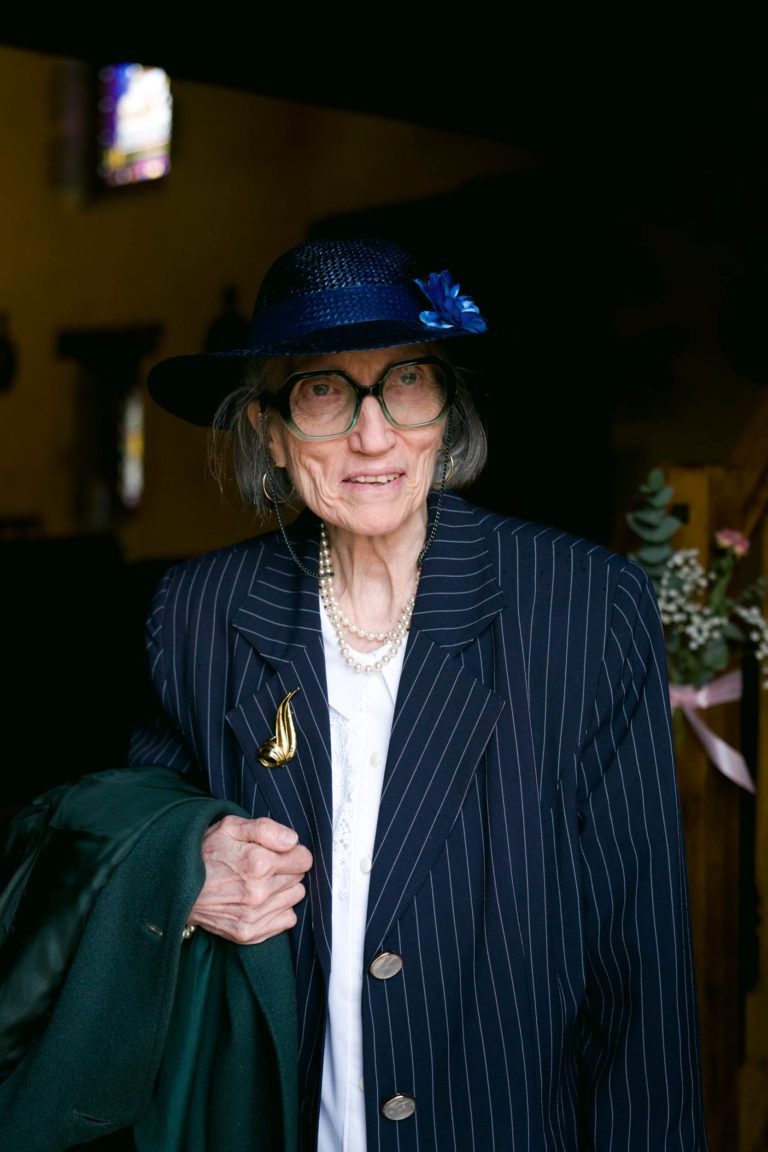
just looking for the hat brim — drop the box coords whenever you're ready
[147,321,481,427]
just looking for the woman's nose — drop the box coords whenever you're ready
[349,394,396,447]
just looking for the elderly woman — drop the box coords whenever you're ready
[131,235,708,1151]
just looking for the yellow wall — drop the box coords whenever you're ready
[0,46,531,560]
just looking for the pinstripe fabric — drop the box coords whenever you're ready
[127,493,708,1151]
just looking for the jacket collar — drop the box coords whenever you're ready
[232,494,506,663]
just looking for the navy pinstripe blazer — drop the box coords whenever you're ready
[127,492,707,1151]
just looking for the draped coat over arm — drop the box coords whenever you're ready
[128,492,708,1151]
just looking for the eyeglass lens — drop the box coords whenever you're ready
[288,360,450,437]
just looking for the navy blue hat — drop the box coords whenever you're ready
[147,234,488,426]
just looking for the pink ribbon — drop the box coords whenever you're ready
[669,669,755,793]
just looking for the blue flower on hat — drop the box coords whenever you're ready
[415,270,487,334]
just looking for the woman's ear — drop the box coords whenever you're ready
[250,401,287,469]
[246,399,262,432]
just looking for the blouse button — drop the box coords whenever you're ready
[360,855,372,873]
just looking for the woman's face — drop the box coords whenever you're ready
[252,345,447,539]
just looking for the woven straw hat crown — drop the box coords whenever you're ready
[255,235,415,308]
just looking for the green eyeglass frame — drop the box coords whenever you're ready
[259,356,456,441]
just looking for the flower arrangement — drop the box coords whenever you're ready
[415,271,487,333]
[626,468,768,691]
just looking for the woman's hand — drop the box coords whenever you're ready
[188,814,313,944]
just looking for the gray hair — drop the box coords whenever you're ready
[207,352,488,522]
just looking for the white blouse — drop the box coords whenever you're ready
[317,599,405,1152]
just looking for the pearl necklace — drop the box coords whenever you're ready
[318,522,417,674]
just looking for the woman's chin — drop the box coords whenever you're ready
[328,500,429,544]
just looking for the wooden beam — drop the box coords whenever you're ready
[666,465,743,1150]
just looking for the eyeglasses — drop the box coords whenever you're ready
[260,356,455,441]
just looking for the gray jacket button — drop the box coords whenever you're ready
[381,1092,416,1121]
[368,951,403,980]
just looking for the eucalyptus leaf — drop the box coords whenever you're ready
[626,513,682,543]
[639,467,667,492]
[629,507,667,528]
[702,638,729,672]
[645,486,676,508]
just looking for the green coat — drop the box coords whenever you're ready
[0,766,299,1152]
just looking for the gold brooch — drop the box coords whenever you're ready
[258,688,299,768]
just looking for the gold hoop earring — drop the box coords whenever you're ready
[432,452,454,488]
[262,472,295,504]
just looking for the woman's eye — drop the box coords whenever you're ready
[392,367,421,387]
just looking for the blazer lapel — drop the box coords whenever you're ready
[225,526,336,972]
[365,497,510,949]
[366,631,505,951]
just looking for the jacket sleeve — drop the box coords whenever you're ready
[576,564,707,1149]
[126,563,206,776]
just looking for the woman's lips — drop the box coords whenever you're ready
[345,472,401,485]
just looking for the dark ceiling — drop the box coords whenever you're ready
[1,19,763,164]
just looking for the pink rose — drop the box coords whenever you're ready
[714,528,750,557]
